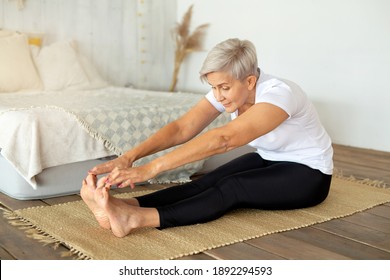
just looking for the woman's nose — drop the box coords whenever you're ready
[215,88,224,102]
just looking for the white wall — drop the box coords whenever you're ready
[0,0,176,90]
[1,0,389,152]
[176,0,390,152]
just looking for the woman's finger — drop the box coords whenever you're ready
[89,156,130,175]
[106,166,152,189]
[97,176,108,188]
[106,167,120,184]
[88,162,113,175]
[117,179,136,189]
[129,181,136,189]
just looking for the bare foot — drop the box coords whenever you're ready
[80,174,111,230]
[94,185,160,238]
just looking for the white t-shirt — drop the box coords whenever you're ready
[205,70,333,175]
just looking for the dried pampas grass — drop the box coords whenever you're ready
[169,5,209,92]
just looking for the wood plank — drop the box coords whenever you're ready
[334,157,390,174]
[279,227,390,259]
[340,212,390,234]
[0,192,47,211]
[176,253,215,260]
[205,242,285,260]
[333,144,390,164]
[334,161,390,183]
[0,208,72,260]
[314,219,390,252]
[333,144,390,183]
[0,246,15,260]
[365,204,390,219]
[246,231,350,259]
[42,194,82,206]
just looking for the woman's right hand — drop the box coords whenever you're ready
[88,154,133,176]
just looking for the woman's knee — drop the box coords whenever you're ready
[308,174,332,206]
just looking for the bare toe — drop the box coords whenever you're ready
[81,175,111,230]
[86,174,97,189]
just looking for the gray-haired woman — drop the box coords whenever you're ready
[82,38,333,237]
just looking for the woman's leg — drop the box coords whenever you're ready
[229,161,332,210]
[91,153,267,237]
[157,162,332,228]
[136,153,267,208]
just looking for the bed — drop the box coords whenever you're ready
[0,30,253,200]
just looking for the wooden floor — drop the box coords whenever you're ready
[1,144,389,260]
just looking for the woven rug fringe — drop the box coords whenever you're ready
[334,168,387,188]
[1,206,90,260]
[66,248,91,260]
[2,172,389,260]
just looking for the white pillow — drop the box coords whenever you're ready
[0,33,42,93]
[78,54,109,89]
[34,41,90,90]
[0,29,16,38]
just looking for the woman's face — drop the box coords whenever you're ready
[206,71,256,113]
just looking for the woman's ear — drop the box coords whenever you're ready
[246,75,257,90]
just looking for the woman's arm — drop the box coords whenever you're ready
[89,98,220,175]
[152,102,289,172]
[124,98,221,162]
[107,102,289,188]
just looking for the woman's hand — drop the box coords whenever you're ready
[88,155,133,176]
[106,163,158,189]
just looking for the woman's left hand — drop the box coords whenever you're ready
[105,163,158,189]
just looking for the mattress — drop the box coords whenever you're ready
[0,87,241,200]
[0,146,255,200]
[0,153,112,200]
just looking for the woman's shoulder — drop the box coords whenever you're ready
[256,71,309,116]
[257,72,291,94]
[258,71,307,97]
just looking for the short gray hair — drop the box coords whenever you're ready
[199,38,259,83]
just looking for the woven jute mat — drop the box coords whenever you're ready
[4,176,390,260]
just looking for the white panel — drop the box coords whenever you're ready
[106,0,126,85]
[0,1,4,27]
[121,0,138,87]
[2,0,23,30]
[19,0,43,32]
[177,0,390,152]
[40,0,62,43]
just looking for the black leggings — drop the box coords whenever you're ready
[137,153,332,228]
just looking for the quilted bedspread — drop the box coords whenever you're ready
[0,87,229,188]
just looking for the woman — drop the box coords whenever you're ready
[81,38,333,238]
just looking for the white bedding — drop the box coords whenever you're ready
[0,32,231,197]
[0,87,229,189]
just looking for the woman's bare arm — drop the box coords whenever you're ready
[151,102,289,174]
[107,102,289,187]
[125,98,220,161]
[90,98,220,175]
